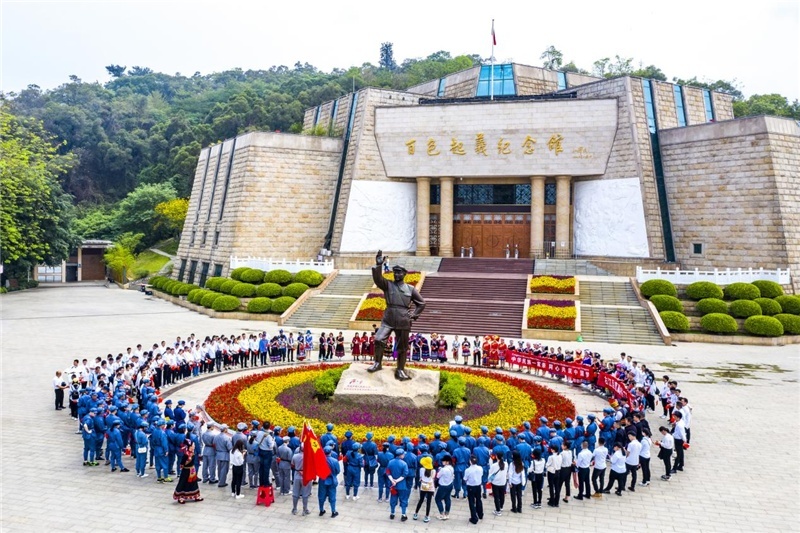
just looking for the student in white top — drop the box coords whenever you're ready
[507,451,525,514]
[434,455,454,520]
[625,432,642,491]
[488,454,508,515]
[413,456,436,523]
[528,449,546,509]
[591,438,609,497]
[574,441,593,500]
[639,428,652,486]
[657,426,674,480]
[558,441,573,503]
[230,439,246,499]
[603,443,628,496]
[545,445,562,507]
[679,398,692,443]
[671,411,687,473]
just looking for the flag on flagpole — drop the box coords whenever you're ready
[491,19,496,45]
[301,421,331,486]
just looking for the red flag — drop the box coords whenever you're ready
[491,20,497,45]
[301,421,331,485]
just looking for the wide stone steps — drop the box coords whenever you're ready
[389,256,443,273]
[580,306,664,345]
[321,274,375,296]
[419,276,528,302]
[283,296,358,331]
[534,260,611,276]
[438,257,535,275]
[579,281,641,306]
[413,300,524,338]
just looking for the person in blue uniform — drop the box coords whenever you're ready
[585,414,598,451]
[445,430,459,456]
[320,424,338,454]
[492,435,510,466]
[403,443,418,490]
[344,442,364,500]
[473,439,490,498]
[214,424,232,488]
[387,448,411,521]
[506,427,518,460]
[93,406,107,462]
[173,400,187,425]
[451,415,466,438]
[600,408,616,452]
[341,430,355,457]
[362,432,378,489]
[82,408,98,466]
[386,435,398,456]
[516,434,533,471]
[318,447,340,517]
[377,442,392,503]
[107,420,127,472]
[429,431,444,457]
[536,417,551,443]
[165,420,178,475]
[463,427,476,451]
[134,421,150,477]
[563,418,576,451]
[573,416,586,453]
[163,399,174,421]
[152,420,171,482]
[452,437,471,499]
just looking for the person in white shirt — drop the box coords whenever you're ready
[558,441,573,503]
[679,398,692,443]
[545,445,562,507]
[53,370,68,410]
[659,376,671,418]
[507,451,525,514]
[671,411,687,473]
[625,432,642,491]
[603,443,628,496]
[574,441,593,500]
[639,428,652,486]
[463,456,484,524]
[434,455,454,520]
[230,439,246,499]
[591,438,609,497]
[527,449,546,509]
[488,454,508,515]
[657,426,674,480]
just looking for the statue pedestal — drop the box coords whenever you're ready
[334,364,440,409]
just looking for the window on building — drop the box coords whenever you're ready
[642,79,657,134]
[674,85,687,127]
[454,184,531,205]
[430,184,440,205]
[437,78,447,97]
[201,231,207,246]
[692,243,704,255]
[213,264,223,277]
[177,259,187,282]
[313,106,322,126]
[188,260,198,284]
[198,262,210,288]
[557,71,567,91]
[190,230,196,246]
[214,231,220,246]
[545,183,557,205]
[328,99,339,135]
[702,89,715,122]
[476,64,515,97]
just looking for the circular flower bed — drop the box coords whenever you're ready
[205,364,575,441]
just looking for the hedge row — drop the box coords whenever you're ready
[229,268,324,287]
[150,277,200,297]
[205,277,309,300]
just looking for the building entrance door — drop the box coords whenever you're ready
[453,213,530,258]
[543,214,556,258]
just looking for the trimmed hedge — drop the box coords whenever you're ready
[219,279,239,294]
[650,295,684,313]
[283,282,309,299]
[211,295,241,312]
[640,279,677,298]
[270,296,297,314]
[294,269,325,287]
[200,292,222,308]
[700,313,739,334]
[696,298,729,316]
[162,280,177,294]
[775,295,800,315]
[314,366,347,399]
[247,297,272,313]
[264,269,292,285]
[752,280,784,299]
[256,283,283,298]
[187,289,208,304]
[774,314,800,335]
[175,283,198,296]
[230,267,249,281]
[685,281,723,301]
[150,276,166,288]
[660,311,689,332]
[240,268,266,284]
[755,298,782,316]
[723,282,760,301]
[231,283,257,298]
[744,315,784,337]
[205,277,226,291]
[438,371,467,408]
[729,299,763,318]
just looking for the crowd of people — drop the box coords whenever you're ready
[56,328,693,520]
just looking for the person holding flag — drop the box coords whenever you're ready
[301,422,337,517]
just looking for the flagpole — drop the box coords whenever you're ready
[490,19,495,101]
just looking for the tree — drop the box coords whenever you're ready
[379,42,397,70]
[154,197,189,235]
[105,64,127,78]
[104,232,143,281]
[733,93,800,119]
[592,57,610,77]
[561,61,589,74]
[129,66,153,76]
[672,76,744,100]
[0,102,79,274]
[631,64,667,81]
[540,46,563,70]
[115,182,177,245]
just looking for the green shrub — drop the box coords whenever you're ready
[752,280,784,299]
[247,297,272,313]
[169,282,186,295]
[200,292,222,308]
[240,268,265,284]
[685,281,723,300]
[270,296,296,314]
[774,314,800,335]
[211,295,241,312]
[176,283,198,296]
[256,283,283,298]
[700,313,739,334]
[231,283,256,298]
[314,366,348,399]
[723,282,760,301]
[205,277,225,291]
[163,280,178,294]
[283,282,309,299]
[230,267,249,281]
[0,287,7,294]
[696,298,728,316]
[132,267,150,280]
[744,315,784,337]
[264,269,293,285]
[660,311,689,332]
[754,297,782,316]
[219,279,240,294]
[775,295,800,315]
[187,289,207,304]
[150,276,165,288]
[729,299,762,318]
[640,279,677,298]
[294,270,325,287]
[650,295,684,313]
[438,371,467,408]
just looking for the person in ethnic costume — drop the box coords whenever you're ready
[173,436,203,504]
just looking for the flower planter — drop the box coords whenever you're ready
[526,275,579,300]
[521,299,582,341]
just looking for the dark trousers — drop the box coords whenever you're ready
[414,490,433,516]
[231,464,244,495]
[466,485,483,524]
[673,440,684,470]
[640,457,651,483]
[661,450,672,476]
[559,467,571,498]
[532,473,544,505]
[509,483,522,511]
[473,352,480,366]
[258,451,273,486]
[491,483,505,512]
[591,468,606,493]
[626,464,638,488]
[547,472,559,505]
[605,470,626,493]
[260,351,267,365]
[55,388,64,409]
[577,467,591,497]
[686,428,691,444]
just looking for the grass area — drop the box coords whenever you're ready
[153,237,179,255]
[132,250,170,278]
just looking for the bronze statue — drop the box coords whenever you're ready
[367,250,426,381]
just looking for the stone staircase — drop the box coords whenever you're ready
[439,258,535,275]
[389,256,443,273]
[534,260,611,276]
[578,280,664,345]
[283,273,374,330]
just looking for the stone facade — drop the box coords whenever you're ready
[660,116,800,291]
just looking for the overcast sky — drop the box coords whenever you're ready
[2,0,798,100]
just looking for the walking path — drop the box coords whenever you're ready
[1,286,798,532]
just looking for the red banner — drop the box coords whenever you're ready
[505,351,596,381]
[596,372,635,404]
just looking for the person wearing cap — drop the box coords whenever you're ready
[413,456,435,522]
[81,408,98,466]
[362,432,378,489]
[165,420,179,475]
[320,423,338,455]
[318,447,340,518]
[402,440,418,491]
[464,455,485,524]
[201,422,219,483]
[213,424,232,488]
[290,444,312,515]
[367,250,426,381]
[387,448,410,521]
[341,430,355,457]
[344,441,364,500]
[277,436,293,495]
[164,399,174,421]
[92,404,107,463]
[134,421,150,477]
[152,420,171,482]
[377,442,393,503]
[173,400,187,425]
[516,434,532,471]
[600,408,616,450]
[232,422,248,451]
[452,437,470,499]
[603,442,628,496]
[451,415,466,438]
[585,414,598,451]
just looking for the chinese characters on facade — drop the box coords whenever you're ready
[405,133,591,159]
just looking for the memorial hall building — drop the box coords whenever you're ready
[176,62,799,289]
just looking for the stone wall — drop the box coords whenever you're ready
[683,86,707,125]
[660,116,800,290]
[514,64,559,95]
[442,67,479,98]
[712,92,735,121]
[653,80,679,130]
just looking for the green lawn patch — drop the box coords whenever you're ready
[153,237,179,255]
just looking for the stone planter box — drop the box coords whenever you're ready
[520,299,582,342]
[672,332,800,346]
[526,274,579,300]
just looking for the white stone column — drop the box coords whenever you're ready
[530,176,545,258]
[439,177,454,257]
[555,175,571,257]
[77,247,83,282]
[416,177,431,256]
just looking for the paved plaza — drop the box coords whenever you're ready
[1,285,799,532]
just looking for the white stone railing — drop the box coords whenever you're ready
[229,256,335,274]
[636,266,792,285]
